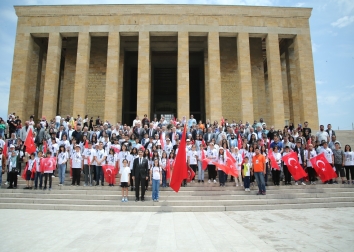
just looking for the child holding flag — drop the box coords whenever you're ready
[24,153,36,189]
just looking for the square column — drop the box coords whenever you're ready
[177,32,189,120]
[266,33,285,129]
[41,33,62,119]
[136,31,150,118]
[237,33,254,123]
[285,46,300,125]
[73,32,91,117]
[104,32,120,123]
[294,33,319,127]
[208,32,222,123]
[8,33,34,119]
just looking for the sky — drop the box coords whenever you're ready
[0,0,353,129]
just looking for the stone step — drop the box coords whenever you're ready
[0,201,353,212]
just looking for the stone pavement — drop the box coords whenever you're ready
[0,208,352,252]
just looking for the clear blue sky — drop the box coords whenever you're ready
[0,0,353,129]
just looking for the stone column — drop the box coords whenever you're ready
[8,33,34,119]
[294,33,319,127]
[137,31,150,118]
[281,56,290,123]
[73,32,91,117]
[237,33,254,123]
[177,32,189,120]
[285,46,300,125]
[104,32,120,123]
[266,33,285,128]
[41,33,62,119]
[204,50,210,121]
[208,32,222,123]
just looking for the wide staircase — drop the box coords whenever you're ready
[336,130,354,147]
[1,173,354,212]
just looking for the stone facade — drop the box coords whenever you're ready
[8,4,319,129]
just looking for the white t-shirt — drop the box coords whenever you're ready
[316,131,329,143]
[119,166,131,182]
[83,148,95,165]
[320,147,333,163]
[304,150,317,167]
[206,149,218,164]
[188,150,198,165]
[118,151,131,169]
[57,152,68,165]
[151,166,162,180]
[217,155,226,170]
[234,152,242,170]
[28,159,36,171]
[272,152,281,169]
[0,139,5,149]
[59,140,70,150]
[71,151,83,168]
[106,154,116,166]
[50,143,59,157]
[55,116,61,123]
[96,149,107,166]
[344,151,354,166]
[35,157,42,172]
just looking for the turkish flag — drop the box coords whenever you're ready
[166,159,171,180]
[260,138,265,147]
[268,149,280,170]
[221,117,225,126]
[310,152,337,182]
[212,161,238,178]
[160,133,165,149]
[201,149,208,170]
[170,124,188,192]
[21,163,28,180]
[267,138,271,150]
[282,152,307,181]
[238,134,242,149]
[3,140,7,156]
[102,164,117,185]
[41,157,57,173]
[84,140,88,149]
[186,166,195,182]
[241,151,245,166]
[22,162,37,180]
[111,146,120,154]
[226,150,236,163]
[24,128,36,154]
[43,140,47,154]
[201,139,206,147]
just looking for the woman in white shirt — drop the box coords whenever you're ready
[59,134,70,152]
[71,145,83,186]
[217,147,227,187]
[231,147,243,187]
[106,148,117,187]
[344,145,354,184]
[187,145,198,183]
[206,143,218,183]
[57,145,68,186]
[271,146,282,186]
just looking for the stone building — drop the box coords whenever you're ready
[8,4,318,128]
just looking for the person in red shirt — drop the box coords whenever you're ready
[252,147,266,195]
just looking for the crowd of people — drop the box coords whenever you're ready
[0,113,353,201]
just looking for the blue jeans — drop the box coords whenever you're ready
[161,169,166,187]
[35,172,43,188]
[55,122,60,129]
[58,163,66,184]
[152,179,160,200]
[96,166,104,184]
[198,161,205,181]
[0,129,4,138]
[254,172,266,192]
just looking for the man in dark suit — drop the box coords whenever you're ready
[203,127,215,144]
[56,125,67,140]
[132,149,149,202]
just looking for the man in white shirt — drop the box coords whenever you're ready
[132,116,141,128]
[316,125,329,143]
[55,115,61,129]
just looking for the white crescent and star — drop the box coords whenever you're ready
[288,157,298,169]
[316,160,326,171]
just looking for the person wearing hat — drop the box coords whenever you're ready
[319,140,334,184]
[70,145,83,186]
[333,141,346,184]
[293,138,306,185]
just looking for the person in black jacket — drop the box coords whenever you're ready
[132,149,149,202]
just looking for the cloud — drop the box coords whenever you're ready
[336,0,354,14]
[294,2,305,7]
[316,80,326,85]
[331,16,354,28]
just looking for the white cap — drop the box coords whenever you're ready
[9,144,15,148]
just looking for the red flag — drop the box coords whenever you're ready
[84,140,88,149]
[166,159,171,179]
[43,140,47,154]
[102,164,117,185]
[87,156,91,166]
[282,152,307,181]
[238,134,242,149]
[186,166,195,182]
[3,140,7,156]
[24,128,36,154]
[170,124,188,192]
[201,139,206,147]
[111,146,120,154]
[260,138,265,147]
[268,149,280,170]
[201,149,208,170]
[221,117,225,126]
[212,161,238,178]
[306,138,311,150]
[226,150,236,163]
[22,163,28,180]
[241,151,246,166]
[160,133,165,149]
[41,157,57,173]
[310,152,337,182]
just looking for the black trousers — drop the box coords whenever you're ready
[43,173,52,188]
[345,166,354,181]
[9,171,18,187]
[207,164,216,180]
[135,175,146,200]
[271,169,280,185]
[72,168,81,185]
[307,167,316,182]
[283,165,292,184]
[190,164,197,180]
[130,172,134,188]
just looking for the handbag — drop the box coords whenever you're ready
[11,167,19,173]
